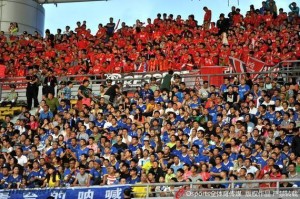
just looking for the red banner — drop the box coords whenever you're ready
[229,56,247,73]
[201,66,226,86]
[0,65,6,78]
[1,78,27,90]
[246,57,266,79]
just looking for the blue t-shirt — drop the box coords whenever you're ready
[0,173,9,189]
[180,154,192,165]
[89,168,101,185]
[127,176,141,184]
[27,169,46,188]
[46,147,64,157]
[76,147,89,160]
[238,84,250,100]
[154,96,164,104]
[7,175,22,188]
[94,120,106,128]
[256,157,268,169]
[210,165,226,180]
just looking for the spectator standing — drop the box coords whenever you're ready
[106,17,116,38]
[43,69,57,97]
[291,127,300,157]
[203,7,212,30]
[26,67,39,109]
[160,70,173,92]
[217,13,230,35]
[289,2,299,16]
[77,79,92,110]
[61,81,73,105]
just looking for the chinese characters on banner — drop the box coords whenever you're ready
[0,186,129,199]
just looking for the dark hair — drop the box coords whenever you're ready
[46,166,60,183]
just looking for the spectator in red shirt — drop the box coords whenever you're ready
[203,7,212,30]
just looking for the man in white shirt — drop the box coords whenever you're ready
[262,95,275,106]
[14,148,28,167]
[249,100,258,115]
[241,158,259,179]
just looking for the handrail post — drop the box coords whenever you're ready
[146,184,149,199]
[276,181,280,196]
[0,82,2,100]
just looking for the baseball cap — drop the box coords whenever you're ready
[2,164,10,169]
[95,159,101,165]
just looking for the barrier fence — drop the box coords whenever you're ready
[0,60,300,102]
[130,179,300,199]
[0,179,299,199]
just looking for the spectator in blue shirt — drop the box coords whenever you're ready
[139,83,154,100]
[61,81,73,105]
[7,166,22,189]
[238,79,250,101]
[0,164,10,189]
[210,155,226,180]
[127,168,141,184]
[170,156,184,173]
[39,105,53,121]
[27,161,45,188]
[57,100,70,115]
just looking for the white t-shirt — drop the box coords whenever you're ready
[243,166,258,175]
[15,155,28,166]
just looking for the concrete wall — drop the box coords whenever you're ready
[0,0,45,35]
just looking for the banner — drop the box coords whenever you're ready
[0,185,130,199]
[104,70,192,89]
[229,56,247,73]
[246,57,266,79]
[201,66,226,86]
[1,78,27,91]
[0,65,6,78]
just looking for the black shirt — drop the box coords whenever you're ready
[104,85,119,102]
[78,85,90,100]
[223,91,238,104]
[26,75,38,87]
[44,75,57,87]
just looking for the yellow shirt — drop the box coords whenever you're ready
[132,183,149,198]
[166,142,176,148]
[142,161,153,173]
[48,175,60,187]
[146,103,155,112]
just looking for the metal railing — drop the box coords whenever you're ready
[130,179,300,198]
[0,60,299,101]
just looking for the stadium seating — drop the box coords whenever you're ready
[0,0,299,195]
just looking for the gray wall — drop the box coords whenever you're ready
[0,0,45,35]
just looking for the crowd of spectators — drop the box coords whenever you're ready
[0,0,300,196]
[0,1,299,77]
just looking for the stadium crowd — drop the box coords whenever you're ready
[0,0,300,196]
[0,1,299,77]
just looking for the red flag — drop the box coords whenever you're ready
[229,56,247,73]
[246,57,265,79]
